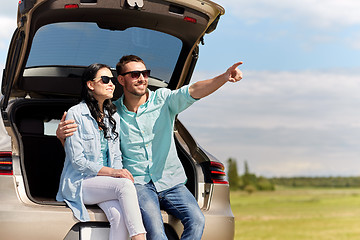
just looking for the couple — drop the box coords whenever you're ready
[56,55,243,240]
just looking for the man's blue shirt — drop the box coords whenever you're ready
[114,85,198,192]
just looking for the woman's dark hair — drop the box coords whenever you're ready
[81,63,118,140]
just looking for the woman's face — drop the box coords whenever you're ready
[87,67,115,103]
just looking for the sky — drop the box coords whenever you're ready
[1,0,360,177]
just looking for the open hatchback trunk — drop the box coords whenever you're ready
[2,0,224,202]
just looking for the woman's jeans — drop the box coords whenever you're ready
[82,176,146,240]
[135,182,205,240]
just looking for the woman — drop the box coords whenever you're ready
[56,63,146,240]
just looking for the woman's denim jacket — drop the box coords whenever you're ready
[56,101,122,221]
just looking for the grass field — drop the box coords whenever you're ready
[230,187,360,240]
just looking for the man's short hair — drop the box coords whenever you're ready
[116,55,145,75]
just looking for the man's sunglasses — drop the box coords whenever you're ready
[93,76,117,84]
[120,70,151,79]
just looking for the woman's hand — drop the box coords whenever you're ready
[98,167,134,182]
[111,169,135,182]
[98,167,135,182]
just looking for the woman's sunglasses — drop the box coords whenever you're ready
[93,76,117,84]
[120,70,151,79]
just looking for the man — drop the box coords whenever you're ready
[57,55,243,239]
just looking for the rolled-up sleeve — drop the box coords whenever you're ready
[167,85,199,114]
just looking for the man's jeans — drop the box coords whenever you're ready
[135,182,205,240]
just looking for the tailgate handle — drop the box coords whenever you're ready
[126,0,144,8]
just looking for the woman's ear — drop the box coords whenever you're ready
[87,81,95,91]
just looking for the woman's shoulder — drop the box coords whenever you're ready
[66,102,89,118]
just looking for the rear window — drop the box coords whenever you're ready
[25,22,183,84]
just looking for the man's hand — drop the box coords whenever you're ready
[56,112,78,146]
[189,61,244,99]
[226,61,243,83]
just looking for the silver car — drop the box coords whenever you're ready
[0,0,234,239]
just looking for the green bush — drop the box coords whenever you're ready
[244,184,257,194]
[257,176,275,191]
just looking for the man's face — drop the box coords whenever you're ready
[118,61,148,97]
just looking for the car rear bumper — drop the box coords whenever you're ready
[0,176,234,240]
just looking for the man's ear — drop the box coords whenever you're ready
[87,81,95,91]
[118,75,125,86]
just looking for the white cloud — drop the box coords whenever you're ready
[179,69,360,176]
[345,32,360,50]
[0,0,18,17]
[0,16,16,50]
[0,15,16,81]
[186,70,360,130]
[216,0,360,29]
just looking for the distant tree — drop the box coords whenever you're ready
[244,160,250,175]
[240,160,275,192]
[227,158,240,190]
[242,160,256,187]
[271,176,360,188]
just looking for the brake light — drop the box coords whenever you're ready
[184,16,197,24]
[0,152,12,175]
[64,4,79,9]
[210,161,228,184]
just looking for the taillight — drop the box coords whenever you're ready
[209,161,229,184]
[0,152,12,175]
[184,16,197,24]
[64,4,79,9]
